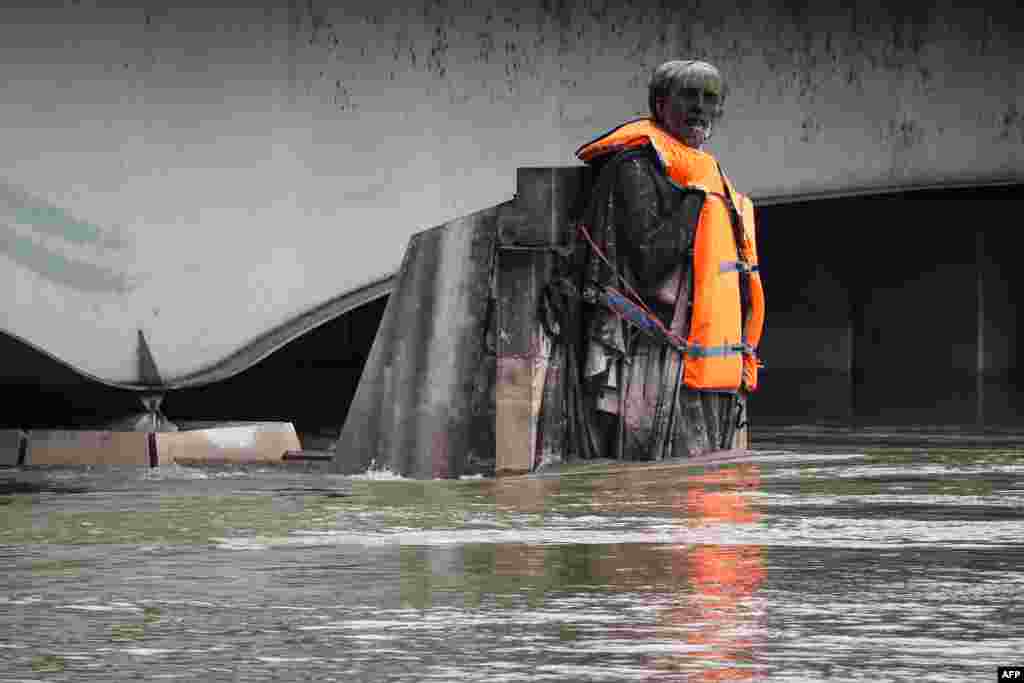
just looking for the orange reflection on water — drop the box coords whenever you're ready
[648,464,766,681]
[685,465,762,527]
[472,462,766,680]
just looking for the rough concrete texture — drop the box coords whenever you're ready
[1,0,1020,383]
[331,204,499,478]
[495,167,590,475]
[332,165,594,478]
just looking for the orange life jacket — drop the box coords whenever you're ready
[576,118,765,392]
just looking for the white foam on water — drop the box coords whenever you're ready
[0,596,43,606]
[210,470,254,478]
[748,450,867,461]
[140,465,209,480]
[210,537,268,551]
[120,648,177,657]
[756,492,1024,507]
[212,510,1024,551]
[347,460,480,481]
[822,463,1024,478]
[56,603,141,613]
[348,464,409,480]
[256,656,320,663]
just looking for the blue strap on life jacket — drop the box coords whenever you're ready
[719,261,759,274]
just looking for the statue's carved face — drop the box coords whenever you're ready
[655,69,724,149]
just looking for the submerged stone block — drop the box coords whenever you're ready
[25,430,150,466]
[155,423,301,466]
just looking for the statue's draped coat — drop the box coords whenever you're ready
[536,145,745,468]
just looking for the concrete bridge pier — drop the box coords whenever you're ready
[330,166,590,478]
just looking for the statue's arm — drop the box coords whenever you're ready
[613,155,693,292]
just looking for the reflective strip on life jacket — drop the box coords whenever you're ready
[606,290,748,361]
[686,343,748,358]
[719,261,760,274]
[603,290,666,337]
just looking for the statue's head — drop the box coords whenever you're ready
[649,60,727,150]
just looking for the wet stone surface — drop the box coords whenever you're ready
[1,446,1022,681]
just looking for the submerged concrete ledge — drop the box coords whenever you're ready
[0,423,301,467]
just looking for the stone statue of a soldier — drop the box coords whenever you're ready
[537,60,766,463]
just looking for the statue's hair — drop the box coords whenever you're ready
[648,60,728,124]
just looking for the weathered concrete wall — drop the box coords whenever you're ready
[331,204,498,477]
[1,0,1021,383]
[332,166,592,477]
[493,168,590,474]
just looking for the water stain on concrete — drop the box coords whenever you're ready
[1,182,136,294]
[0,226,135,294]
[2,183,129,251]
[885,117,926,151]
[333,79,356,111]
[476,31,496,63]
[15,205,103,246]
[880,115,928,176]
[998,103,1023,143]
[800,114,823,143]
[428,23,450,79]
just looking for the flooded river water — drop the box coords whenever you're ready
[2,441,1022,681]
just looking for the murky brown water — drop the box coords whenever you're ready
[1,444,1022,681]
